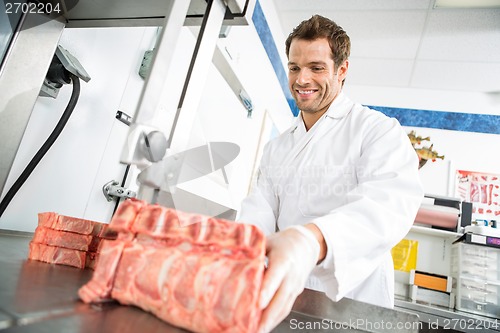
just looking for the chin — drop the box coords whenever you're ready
[297,103,319,113]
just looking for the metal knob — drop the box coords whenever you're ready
[139,130,168,162]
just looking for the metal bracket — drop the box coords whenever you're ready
[102,180,136,202]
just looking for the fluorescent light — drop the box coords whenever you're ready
[434,0,500,8]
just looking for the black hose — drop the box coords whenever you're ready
[0,73,81,218]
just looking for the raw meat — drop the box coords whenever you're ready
[32,226,102,252]
[28,242,99,269]
[38,212,107,236]
[78,199,265,333]
[28,212,108,269]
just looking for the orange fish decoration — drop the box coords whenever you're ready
[408,130,430,147]
[415,144,445,162]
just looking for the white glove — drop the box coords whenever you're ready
[257,225,320,333]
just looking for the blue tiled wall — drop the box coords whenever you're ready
[369,106,500,135]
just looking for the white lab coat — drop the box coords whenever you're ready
[238,92,423,308]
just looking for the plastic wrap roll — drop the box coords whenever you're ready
[414,204,459,228]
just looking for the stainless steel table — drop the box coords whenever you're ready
[0,230,420,332]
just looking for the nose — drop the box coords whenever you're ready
[295,69,311,85]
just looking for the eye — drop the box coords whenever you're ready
[312,66,324,72]
[289,66,299,72]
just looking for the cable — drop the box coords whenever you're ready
[0,73,81,218]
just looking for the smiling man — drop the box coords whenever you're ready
[287,38,347,130]
[238,15,424,333]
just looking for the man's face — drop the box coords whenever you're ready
[288,38,348,115]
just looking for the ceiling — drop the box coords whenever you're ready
[269,0,500,93]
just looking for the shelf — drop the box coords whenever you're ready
[395,298,500,332]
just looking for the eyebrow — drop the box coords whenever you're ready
[288,61,328,66]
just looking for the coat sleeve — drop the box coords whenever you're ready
[311,115,424,301]
[237,145,278,236]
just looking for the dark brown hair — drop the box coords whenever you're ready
[285,15,351,69]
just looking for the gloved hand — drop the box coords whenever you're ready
[257,225,321,333]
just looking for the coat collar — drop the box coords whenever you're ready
[289,91,354,134]
[324,91,354,119]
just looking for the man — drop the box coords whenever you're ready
[238,15,424,333]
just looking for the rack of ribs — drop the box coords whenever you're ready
[78,198,265,333]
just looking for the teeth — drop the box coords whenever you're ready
[298,90,315,94]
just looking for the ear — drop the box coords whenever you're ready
[337,60,349,82]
